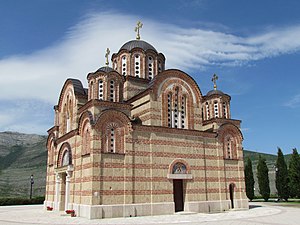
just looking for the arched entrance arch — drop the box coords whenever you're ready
[54,142,74,211]
[167,159,192,212]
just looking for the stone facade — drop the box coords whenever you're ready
[44,35,248,219]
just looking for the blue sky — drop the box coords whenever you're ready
[0,0,300,155]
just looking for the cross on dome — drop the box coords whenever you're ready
[212,74,218,90]
[105,48,110,66]
[135,21,143,40]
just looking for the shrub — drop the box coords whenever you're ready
[0,196,45,206]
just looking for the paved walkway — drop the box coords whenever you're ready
[0,202,299,225]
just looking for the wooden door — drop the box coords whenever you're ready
[229,183,234,209]
[173,179,184,212]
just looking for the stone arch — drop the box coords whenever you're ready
[217,123,243,143]
[168,159,191,175]
[160,77,195,129]
[95,110,131,154]
[78,111,94,135]
[94,110,131,133]
[59,86,75,134]
[217,123,243,160]
[46,132,56,150]
[152,69,202,104]
[57,142,72,168]
[78,113,92,156]
[57,78,85,111]
[46,133,56,166]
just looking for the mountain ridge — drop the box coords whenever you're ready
[0,131,47,197]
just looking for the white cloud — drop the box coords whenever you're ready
[1,11,300,134]
[0,99,52,134]
[285,94,300,108]
[1,12,300,104]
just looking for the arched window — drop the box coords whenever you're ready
[82,126,91,155]
[109,80,114,102]
[66,99,72,133]
[57,143,72,167]
[206,102,210,120]
[158,60,162,73]
[181,96,186,129]
[102,122,125,154]
[226,137,232,159]
[62,150,70,166]
[148,56,154,80]
[166,87,188,129]
[214,101,219,118]
[134,54,140,77]
[99,80,104,100]
[90,81,94,99]
[122,56,127,76]
[174,87,179,128]
[110,128,115,153]
[48,142,54,166]
[66,112,71,133]
[167,93,172,127]
[223,102,227,118]
[224,135,236,159]
[113,60,117,70]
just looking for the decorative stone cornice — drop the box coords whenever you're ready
[132,124,216,138]
[56,129,78,145]
[78,99,132,114]
[202,118,241,127]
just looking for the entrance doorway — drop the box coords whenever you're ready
[229,183,234,209]
[173,179,184,212]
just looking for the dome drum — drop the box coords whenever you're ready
[111,40,165,80]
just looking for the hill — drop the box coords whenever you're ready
[0,132,47,198]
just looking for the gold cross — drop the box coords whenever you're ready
[105,48,110,66]
[212,74,218,90]
[135,21,143,40]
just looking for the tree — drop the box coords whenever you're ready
[257,155,270,201]
[289,148,300,198]
[275,148,289,201]
[244,157,255,201]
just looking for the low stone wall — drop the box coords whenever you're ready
[71,202,175,219]
[185,199,248,213]
[44,200,248,219]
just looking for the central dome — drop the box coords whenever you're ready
[119,40,157,52]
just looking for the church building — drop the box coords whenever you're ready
[45,22,248,219]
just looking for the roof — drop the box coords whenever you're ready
[119,40,157,52]
[69,78,86,97]
[206,89,225,97]
[96,66,114,73]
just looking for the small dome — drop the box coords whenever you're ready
[206,89,225,97]
[119,40,157,52]
[97,66,114,73]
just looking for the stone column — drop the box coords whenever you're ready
[178,111,182,128]
[171,110,175,128]
[65,171,71,210]
[54,173,61,211]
